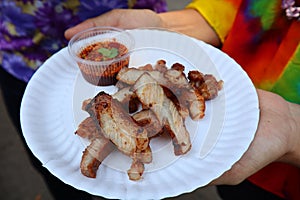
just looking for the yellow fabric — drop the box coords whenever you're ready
[186,0,241,42]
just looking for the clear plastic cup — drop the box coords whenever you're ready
[68,26,135,86]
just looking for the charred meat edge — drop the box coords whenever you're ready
[117,66,205,120]
[132,73,191,155]
[80,137,115,178]
[84,91,150,157]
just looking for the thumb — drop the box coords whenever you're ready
[64,9,126,40]
[64,19,96,40]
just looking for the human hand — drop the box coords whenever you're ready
[65,8,220,46]
[211,89,300,185]
[65,9,163,40]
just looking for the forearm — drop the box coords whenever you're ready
[279,101,300,167]
[158,9,221,47]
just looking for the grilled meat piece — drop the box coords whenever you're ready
[163,68,190,89]
[188,71,223,100]
[77,61,223,181]
[75,117,102,140]
[138,63,154,71]
[82,98,92,110]
[84,91,150,156]
[117,66,189,90]
[132,73,191,155]
[171,62,185,72]
[127,160,145,181]
[154,59,168,72]
[117,67,163,85]
[132,109,164,138]
[134,146,152,164]
[112,87,140,113]
[201,74,224,100]
[180,89,205,120]
[161,86,189,119]
[112,86,134,103]
[80,137,115,178]
[117,65,205,120]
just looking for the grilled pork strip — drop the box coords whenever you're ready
[117,67,189,90]
[80,137,114,178]
[75,117,102,140]
[117,66,206,120]
[112,87,140,113]
[188,70,224,100]
[117,67,164,85]
[132,73,191,155]
[84,91,149,156]
[134,146,152,164]
[132,109,164,138]
[180,89,205,120]
[127,160,145,181]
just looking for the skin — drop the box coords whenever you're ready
[211,89,300,185]
[64,9,221,46]
[65,8,300,185]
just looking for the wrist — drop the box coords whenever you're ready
[280,102,300,167]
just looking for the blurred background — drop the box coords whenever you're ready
[0,0,223,199]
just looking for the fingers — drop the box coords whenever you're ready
[209,161,253,185]
[209,130,279,185]
[64,19,95,40]
[65,9,162,40]
[210,89,291,186]
[64,9,122,40]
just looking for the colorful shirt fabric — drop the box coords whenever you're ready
[0,0,167,82]
[188,0,300,199]
[187,0,300,104]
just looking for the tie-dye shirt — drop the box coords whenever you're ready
[188,1,300,199]
[187,0,300,104]
[0,0,167,82]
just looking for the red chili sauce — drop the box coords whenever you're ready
[79,40,128,61]
[77,40,130,86]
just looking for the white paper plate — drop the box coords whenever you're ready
[20,29,259,199]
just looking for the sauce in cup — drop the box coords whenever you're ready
[68,27,134,86]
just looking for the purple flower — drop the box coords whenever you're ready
[0,35,33,51]
[133,0,167,13]
[282,0,295,9]
[2,52,35,82]
[0,1,35,36]
[281,0,300,20]
[40,37,65,54]
[34,2,79,40]
[286,6,300,18]
[0,19,33,51]
[78,0,128,20]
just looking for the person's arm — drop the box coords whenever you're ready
[64,8,220,46]
[279,100,300,166]
[158,9,221,46]
[211,89,300,185]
